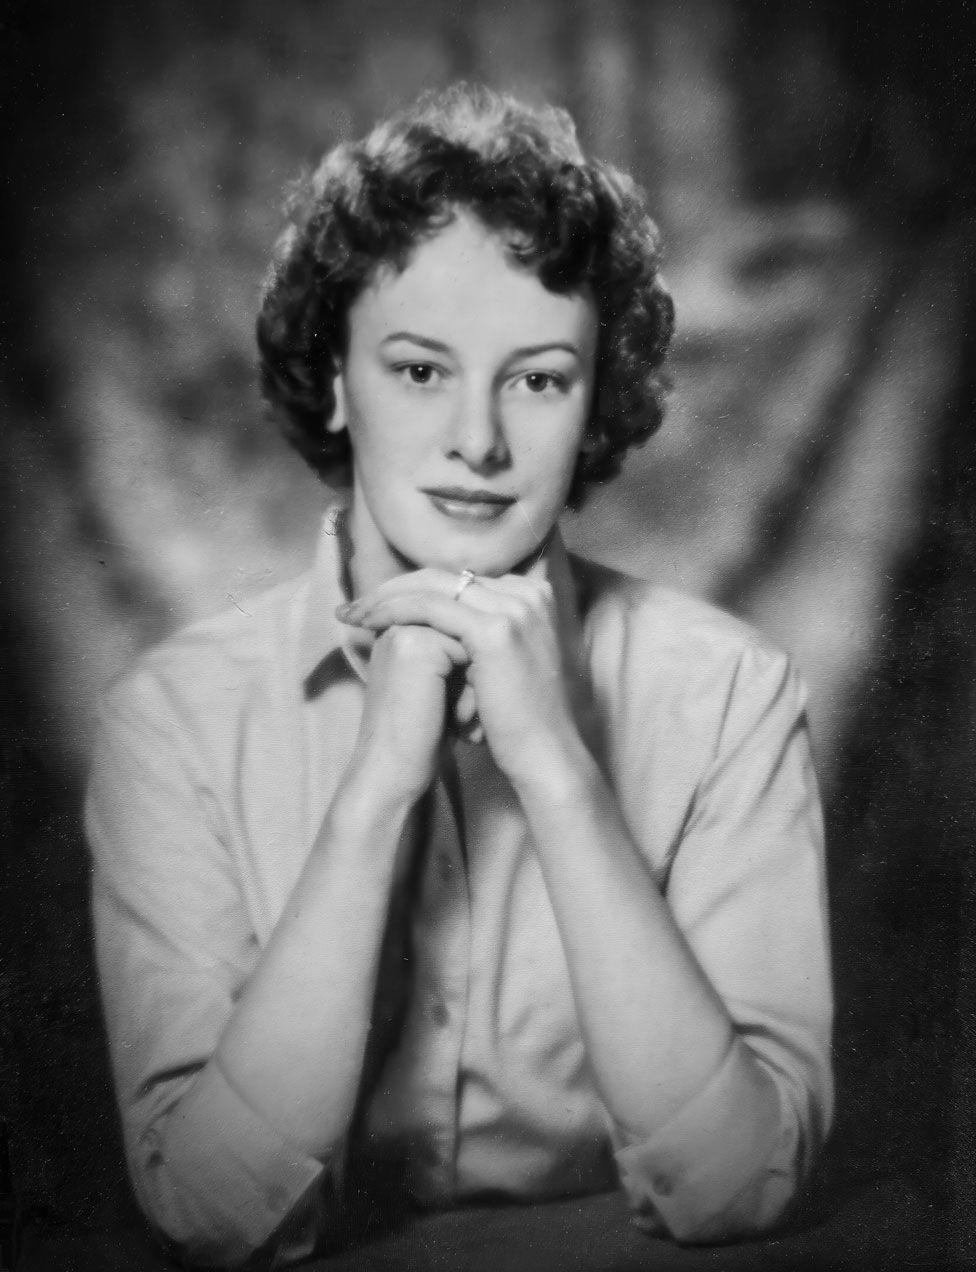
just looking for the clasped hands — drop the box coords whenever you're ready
[336,562,581,798]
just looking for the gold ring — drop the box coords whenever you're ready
[453,568,476,601]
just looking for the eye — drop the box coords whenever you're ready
[396,362,439,386]
[517,371,567,395]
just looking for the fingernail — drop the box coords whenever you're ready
[336,602,355,620]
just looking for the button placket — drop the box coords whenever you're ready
[407,770,471,1202]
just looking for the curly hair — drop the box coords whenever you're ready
[256,84,674,509]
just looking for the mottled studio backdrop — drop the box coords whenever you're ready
[2,0,975,1265]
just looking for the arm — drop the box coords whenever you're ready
[342,571,832,1243]
[511,646,831,1241]
[87,624,463,1266]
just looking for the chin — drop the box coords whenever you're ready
[403,532,548,578]
[373,495,561,577]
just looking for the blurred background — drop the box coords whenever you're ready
[2,0,975,1266]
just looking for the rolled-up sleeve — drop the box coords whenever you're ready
[86,670,329,1266]
[612,640,833,1242]
[614,1038,798,1241]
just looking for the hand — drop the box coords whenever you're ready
[337,566,583,785]
[345,621,467,803]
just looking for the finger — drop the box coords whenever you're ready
[450,580,525,617]
[433,633,470,666]
[374,623,470,668]
[341,592,493,649]
[355,568,465,606]
[349,564,541,608]
[455,681,478,725]
[463,573,553,606]
[469,550,552,591]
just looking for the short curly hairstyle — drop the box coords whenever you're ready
[256,84,674,509]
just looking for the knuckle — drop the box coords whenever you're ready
[519,580,551,614]
[483,614,515,648]
[387,625,426,657]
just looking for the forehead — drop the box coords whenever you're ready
[347,211,597,353]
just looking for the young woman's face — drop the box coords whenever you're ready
[332,212,598,581]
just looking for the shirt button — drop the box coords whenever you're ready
[430,998,450,1027]
[651,1172,675,1198]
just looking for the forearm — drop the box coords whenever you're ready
[512,739,757,1141]
[212,758,415,1158]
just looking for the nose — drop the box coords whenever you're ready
[445,384,510,472]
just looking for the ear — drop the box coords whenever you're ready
[326,366,348,436]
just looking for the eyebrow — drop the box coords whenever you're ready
[381,331,583,360]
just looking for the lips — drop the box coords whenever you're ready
[421,486,517,522]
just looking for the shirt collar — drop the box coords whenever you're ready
[299,501,586,700]
[299,500,360,694]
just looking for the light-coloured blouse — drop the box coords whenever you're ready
[85,512,833,1266]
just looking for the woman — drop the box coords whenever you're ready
[86,85,832,1268]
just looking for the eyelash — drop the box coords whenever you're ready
[518,371,567,395]
[399,363,439,385]
[393,364,569,395]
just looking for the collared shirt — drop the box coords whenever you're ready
[85,511,833,1267]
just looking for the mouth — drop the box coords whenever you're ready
[421,486,517,523]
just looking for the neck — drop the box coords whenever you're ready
[344,495,417,599]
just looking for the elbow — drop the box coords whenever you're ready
[661,1164,799,1246]
[624,1157,800,1247]
[123,1108,331,1267]
[132,1134,285,1268]
[617,1055,824,1247]
[144,1215,263,1270]
[133,1158,329,1269]
[121,1064,331,1265]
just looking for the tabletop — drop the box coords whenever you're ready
[18,1166,948,1272]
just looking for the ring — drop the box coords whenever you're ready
[453,568,476,601]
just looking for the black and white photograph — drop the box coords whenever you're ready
[1,2,974,1269]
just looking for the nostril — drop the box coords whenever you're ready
[448,419,510,469]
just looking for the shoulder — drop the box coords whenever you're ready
[572,555,791,683]
[569,554,809,765]
[568,559,818,868]
[98,574,311,739]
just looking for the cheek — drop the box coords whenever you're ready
[538,404,589,472]
[345,386,429,482]
[518,432,583,510]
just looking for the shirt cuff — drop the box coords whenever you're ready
[612,1040,799,1244]
[136,1062,328,1266]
